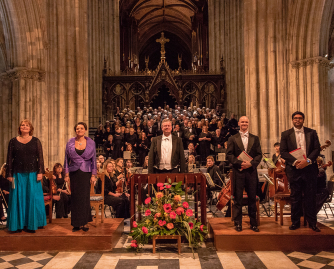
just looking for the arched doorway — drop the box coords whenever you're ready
[150,84,177,109]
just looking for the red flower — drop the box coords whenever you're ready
[145,197,151,204]
[189,222,194,229]
[176,207,184,215]
[166,185,171,189]
[200,225,204,232]
[169,211,176,219]
[183,202,189,209]
[142,226,148,234]
[157,183,164,187]
[158,220,166,226]
[186,209,193,217]
[130,242,138,248]
[163,203,172,213]
[145,209,151,216]
[160,187,164,190]
[133,221,138,228]
[167,223,174,229]
[131,240,137,244]
[155,212,161,218]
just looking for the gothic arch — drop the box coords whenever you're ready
[149,80,179,104]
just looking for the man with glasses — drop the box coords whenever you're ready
[280,111,321,232]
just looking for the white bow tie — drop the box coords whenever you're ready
[240,132,249,138]
[295,129,304,134]
[163,137,169,141]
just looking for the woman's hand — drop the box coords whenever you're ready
[53,175,56,180]
[90,176,97,184]
[7,177,13,182]
[3,190,9,195]
[65,175,70,182]
[125,193,130,198]
[117,174,124,180]
[57,188,62,192]
[37,174,43,181]
[53,195,60,201]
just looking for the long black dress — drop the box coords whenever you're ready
[112,134,124,159]
[104,174,130,219]
[54,176,70,219]
[199,132,212,163]
[103,141,114,159]
[70,148,92,227]
[137,138,149,166]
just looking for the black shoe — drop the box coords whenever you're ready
[64,215,68,218]
[235,225,242,232]
[26,229,36,233]
[250,226,259,232]
[310,225,320,232]
[72,227,80,232]
[81,226,89,232]
[289,223,300,230]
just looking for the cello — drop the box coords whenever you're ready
[216,172,232,211]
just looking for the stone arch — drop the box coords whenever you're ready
[149,80,179,104]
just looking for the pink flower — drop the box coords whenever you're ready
[131,240,137,244]
[155,212,161,218]
[158,220,166,227]
[166,185,171,189]
[200,225,204,232]
[169,211,176,219]
[189,222,194,229]
[176,207,184,215]
[167,223,174,229]
[163,203,172,213]
[133,221,138,228]
[160,187,164,190]
[183,202,189,209]
[130,242,138,248]
[145,197,151,204]
[186,209,193,217]
[142,226,148,234]
[155,192,163,199]
[145,209,151,216]
[157,183,164,187]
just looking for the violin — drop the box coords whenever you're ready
[320,161,333,169]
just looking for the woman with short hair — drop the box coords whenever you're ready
[6,119,46,232]
[64,122,97,232]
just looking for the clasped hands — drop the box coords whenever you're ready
[240,161,252,170]
[295,159,309,169]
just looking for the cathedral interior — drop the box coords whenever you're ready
[1,1,334,268]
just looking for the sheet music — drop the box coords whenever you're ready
[289,148,306,161]
[203,173,215,187]
[264,158,276,168]
[237,151,253,162]
[217,153,226,162]
[123,151,131,160]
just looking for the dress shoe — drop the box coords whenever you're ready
[72,227,80,232]
[310,225,320,232]
[81,226,89,232]
[235,225,242,232]
[289,223,300,230]
[250,226,259,232]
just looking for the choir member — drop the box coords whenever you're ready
[137,132,149,166]
[103,135,114,159]
[198,125,212,165]
[112,127,124,160]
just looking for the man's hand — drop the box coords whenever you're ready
[296,159,309,169]
[241,161,252,170]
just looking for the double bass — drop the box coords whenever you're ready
[216,172,232,211]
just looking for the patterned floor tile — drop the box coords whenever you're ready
[288,252,314,260]
[16,261,43,269]
[0,262,14,269]
[0,253,26,262]
[297,260,327,269]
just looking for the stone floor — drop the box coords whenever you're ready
[0,201,334,269]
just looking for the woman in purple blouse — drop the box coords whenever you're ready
[64,122,97,232]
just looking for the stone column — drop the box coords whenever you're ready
[208,0,245,117]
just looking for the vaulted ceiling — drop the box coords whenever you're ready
[120,0,207,70]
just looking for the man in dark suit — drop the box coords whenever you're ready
[148,119,186,174]
[226,116,262,232]
[280,111,321,232]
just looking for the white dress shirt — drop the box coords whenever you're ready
[294,126,306,155]
[240,131,249,151]
[159,134,173,169]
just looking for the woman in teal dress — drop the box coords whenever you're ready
[6,119,46,233]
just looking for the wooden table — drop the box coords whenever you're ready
[152,235,181,254]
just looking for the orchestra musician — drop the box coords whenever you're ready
[206,156,224,199]
[148,119,186,173]
[64,122,97,232]
[226,116,262,232]
[272,142,285,165]
[280,111,321,232]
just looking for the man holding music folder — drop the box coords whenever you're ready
[280,111,321,232]
[226,116,262,232]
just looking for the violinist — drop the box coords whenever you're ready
[52,163,71,219]
[272,142,285,165]
[103,160,130,219]
[143,156,149,169]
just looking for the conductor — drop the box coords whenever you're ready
[226,116,262,232]
[148,119,186,173]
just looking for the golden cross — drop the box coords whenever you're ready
[156,32,169,60]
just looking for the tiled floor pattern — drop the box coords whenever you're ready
[1,202,334,268]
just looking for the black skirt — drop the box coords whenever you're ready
[70,169,92,227]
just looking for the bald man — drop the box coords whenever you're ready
[226,116,262,232]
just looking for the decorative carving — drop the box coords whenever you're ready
[156,32,170,62]
[0,67,45,82]
[290,56,334,69]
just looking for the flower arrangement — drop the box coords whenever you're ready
[130,179,208,252]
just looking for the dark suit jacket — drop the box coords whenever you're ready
[280,127,320,180]
[148,135,186,173]
[226,133,262,172]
